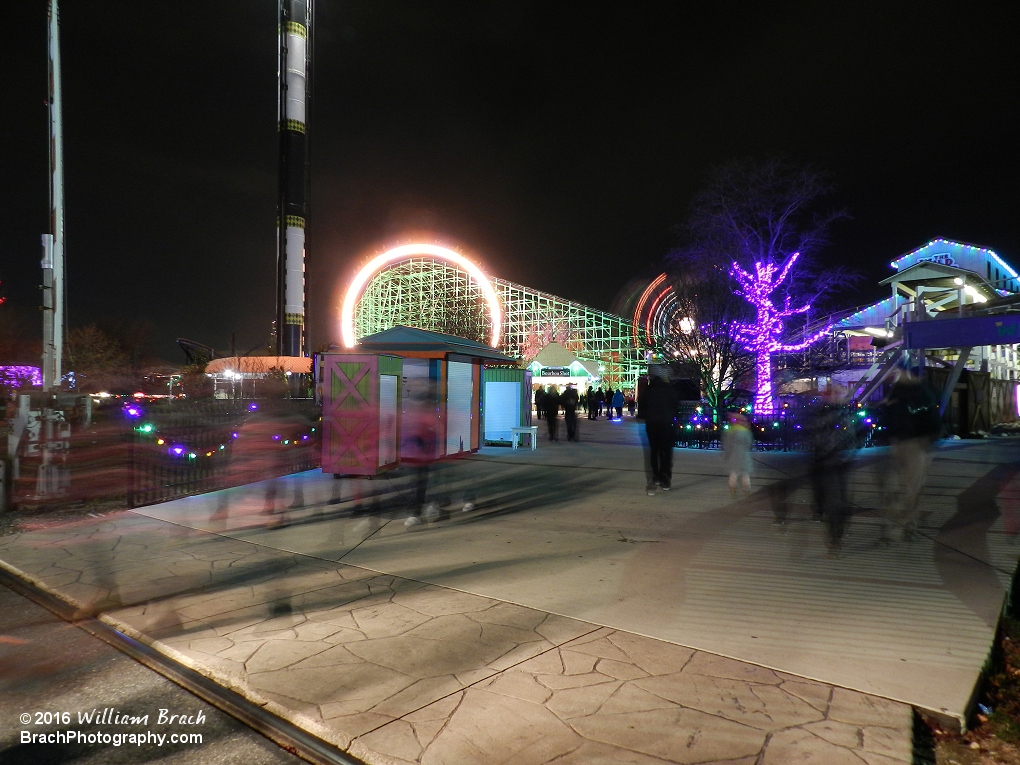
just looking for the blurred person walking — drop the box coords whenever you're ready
[562,383,580,441]
[882,369,940,542]
[997,471,1020,542]
[723,412,754,497]
[544,385,561,441]
[404,386,440,527]
[642,372,679,494]
[212,399,309,529]
[807,397,856,554]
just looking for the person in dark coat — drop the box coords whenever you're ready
[806,397,856,553]
[612,388,625,418]
[561,383,580,442]
[534,386,546,420]
[544,386,561,441]
[642,373,679,494]
[585,386,595,419]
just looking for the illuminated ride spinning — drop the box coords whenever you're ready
[631,273,682,352]
[340,244,647,388]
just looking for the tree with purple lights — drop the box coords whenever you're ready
[670,159,853,414]
[729,253,833,414]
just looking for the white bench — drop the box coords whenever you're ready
[511,425,539,450]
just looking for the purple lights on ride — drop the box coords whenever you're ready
[729,253,830,415]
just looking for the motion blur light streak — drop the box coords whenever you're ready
[341,244,503,348]
[632,273,668,347]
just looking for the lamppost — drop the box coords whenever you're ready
[42,0,65,393]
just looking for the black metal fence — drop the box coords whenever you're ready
[128,399,321,508]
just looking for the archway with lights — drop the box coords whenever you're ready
[341,244,504,349]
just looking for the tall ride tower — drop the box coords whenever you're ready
[276,0,311,357]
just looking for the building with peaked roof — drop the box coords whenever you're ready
[526,342,600,389]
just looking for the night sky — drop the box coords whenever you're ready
[2,1,1017,362]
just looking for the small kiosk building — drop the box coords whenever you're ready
[321,327,519,474]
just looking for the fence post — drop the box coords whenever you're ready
[0,459,7,513]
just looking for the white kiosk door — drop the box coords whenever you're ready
[484,381,520,442]
[446,360,472,454]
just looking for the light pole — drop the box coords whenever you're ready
[42,0,65,393]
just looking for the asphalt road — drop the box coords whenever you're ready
[0,584,304,765]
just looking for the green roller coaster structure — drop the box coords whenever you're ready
[352,256,648,387]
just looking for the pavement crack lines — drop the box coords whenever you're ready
[747,685,773,722]
[348,623,604,747]
[754,731,773,764]
[430,690,464,749]
[544,742,585,763]
[616,532,662,543]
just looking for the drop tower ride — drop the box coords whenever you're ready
[276,1,311,357]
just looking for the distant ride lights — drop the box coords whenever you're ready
[341,244,504,349]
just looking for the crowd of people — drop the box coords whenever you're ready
[762,368,943,555]
[533,384,635,440]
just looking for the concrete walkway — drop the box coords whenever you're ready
[1,417,1016,764]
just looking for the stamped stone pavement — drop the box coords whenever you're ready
[0,512,915,764]
[2,419,1017,762]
